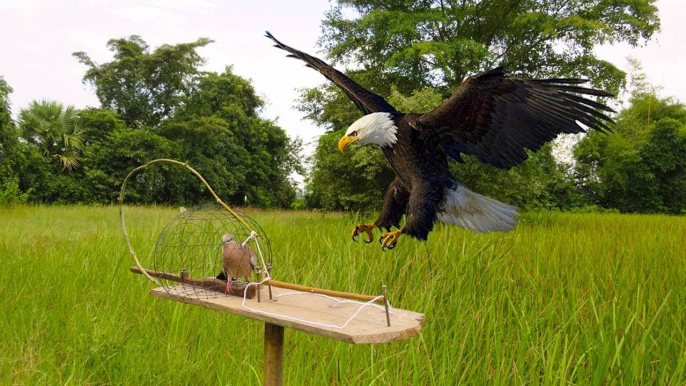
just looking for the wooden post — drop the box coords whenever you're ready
[266,264,273,300]
[382,285,391,327]
[264,322,284,386]
[258,270,265,303]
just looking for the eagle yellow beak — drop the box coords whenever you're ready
[338,136,360,152]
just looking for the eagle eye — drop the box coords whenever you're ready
[349,130,358,137]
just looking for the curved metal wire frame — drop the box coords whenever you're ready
[118,158,259,285]
[152,204,272,299]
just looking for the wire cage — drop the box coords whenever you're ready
[152,204,272,300]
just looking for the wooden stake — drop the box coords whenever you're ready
[382,285,391,327]
[266,264,273,300]
[264,279,384,303]
[258,271,264,303]
[264,322,284,386]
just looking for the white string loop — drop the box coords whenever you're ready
[241,230,258,247]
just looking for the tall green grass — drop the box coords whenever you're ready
[1,206,685,385]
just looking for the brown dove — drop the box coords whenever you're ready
[221,233,257,293]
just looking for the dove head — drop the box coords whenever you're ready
[221,233,235,244]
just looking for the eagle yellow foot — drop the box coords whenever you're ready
[352,223,376,243]
[380,229,403,251]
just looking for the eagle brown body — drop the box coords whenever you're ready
[266,32,614,250]
[375,114,452,239]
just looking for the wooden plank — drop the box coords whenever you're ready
[150,285,424,344]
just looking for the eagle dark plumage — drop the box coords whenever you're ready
[266,32,615,250]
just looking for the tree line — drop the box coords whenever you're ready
[2,0,684,215]
[0,37,302,207]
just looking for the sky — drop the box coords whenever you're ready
[0,0,331,153]
[595,0,686,105]
[0,0,684,172]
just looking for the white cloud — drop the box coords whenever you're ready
[151,0,216,9]
[106,5,187,25]
[0,0,45,11]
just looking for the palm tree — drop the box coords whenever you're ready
[18,100,84,170]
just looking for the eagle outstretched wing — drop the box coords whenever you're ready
[417,67,615,169]
[266,32,397,115]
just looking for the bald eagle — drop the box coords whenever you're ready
[266,32,614,250]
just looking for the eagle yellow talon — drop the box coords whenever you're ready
[380,229,403,251]
[352,223,375,243]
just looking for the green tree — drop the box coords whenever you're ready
[80,128,181,204]
[306,132,393,211]
[73,36,212,128]
[18,100,84,170]
[300,0,660,211]
[72,43,301,208]
[574,93,686,213]
[174,66,262,123]
[0,78,61,205]
[23,109,186,205]
[300,0,659,128]
[67,109,175,204]
[158,117,251,204]
[78,107,128,144]
[0,76,30,205]
[169,67,303,208]
[319,0,659,95]
[0,76,16,170]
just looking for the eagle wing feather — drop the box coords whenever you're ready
[266,32,397,115]
[417,67,615,169]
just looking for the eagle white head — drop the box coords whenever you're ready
[338,112,398,151]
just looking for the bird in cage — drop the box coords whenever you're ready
[219,233,257,293]
[266,32,614,250]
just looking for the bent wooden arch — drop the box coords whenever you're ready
[118,158,254,285]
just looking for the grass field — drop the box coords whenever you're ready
[1,206,686,385]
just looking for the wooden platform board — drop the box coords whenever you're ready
[150,285,424,344]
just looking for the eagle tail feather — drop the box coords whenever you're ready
[438,185,519,233]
